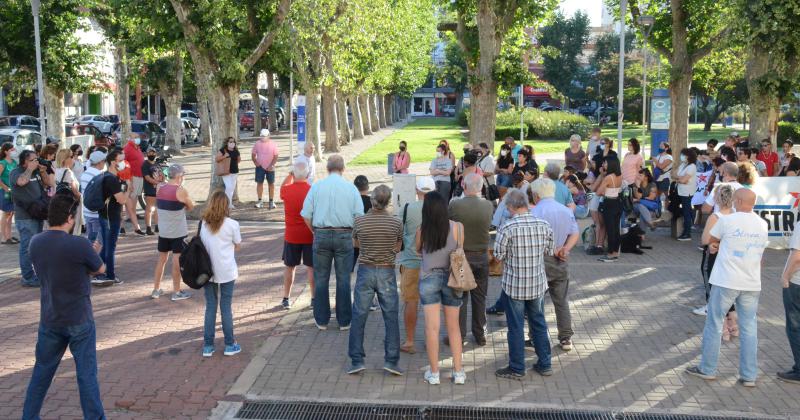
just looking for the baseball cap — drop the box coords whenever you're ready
[731,131,739,137]
[415,176,435,192]
[260,128,270,137]
[89,150,107,164]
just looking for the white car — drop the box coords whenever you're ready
[78,115,114,134]
[180,110,200,130]
[159,119,199,144]
[0,128,42,151]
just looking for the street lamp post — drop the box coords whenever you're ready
[30,0,47,144]
[616,0,627,155]
[637,15,654,143]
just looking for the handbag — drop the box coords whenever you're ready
[447,223,477,292]
[215,152,231,176]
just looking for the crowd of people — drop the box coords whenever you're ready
[4,126,800,418]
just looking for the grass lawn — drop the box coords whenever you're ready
[349,117,750,166]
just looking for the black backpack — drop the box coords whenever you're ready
[179,222,214,289]
[620,185,635,213]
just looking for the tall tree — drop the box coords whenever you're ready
[439,0,558,147]
[691,48,747,131]
[538,11,590,104]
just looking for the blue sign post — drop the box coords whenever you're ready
[296,95,306,143]
[649,89,670,157]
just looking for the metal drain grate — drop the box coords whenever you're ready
[621,414,756,420]
[423,406,616,420]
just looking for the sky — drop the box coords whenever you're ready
[560,0,603,26]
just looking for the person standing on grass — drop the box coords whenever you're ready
[778,225,800,385]
[398,177,435,355]
[280,160,314,310]
[200,190,243,357]
[493,189,554,380]
[252,129,279,209]
[22,194,106,419]
[151,164,194,301]
[347,185,404,376]
[430,144,454,199]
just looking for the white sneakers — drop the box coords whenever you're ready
[692,305,708,316]
[423,369,466,385]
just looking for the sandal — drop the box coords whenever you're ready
[400,343,416,354]
[2,239,15,245]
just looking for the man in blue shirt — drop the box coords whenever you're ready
[301,154,364,330]
[23,194,107,419]
[531,177,579,352]
[504,137,523,163]
[543,163,576,211]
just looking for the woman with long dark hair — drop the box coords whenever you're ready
[415,191,465,385]
[495,143,515,198]
[597,156,623,262]
[216,136,241,208]
[676,148,698,241]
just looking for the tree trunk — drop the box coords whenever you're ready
[306,87,322,161]
[336,90,351,145]
[382,95,392,126]
[135,80,143,120]
[369,94,380,132]
[321,84,339,152]
[252,76,262,135]
[455,92,464,117]
[113,42,131,142]
[267,71,278,132]
[43,83,64,142]
[668,69,692,170]
[377,94,387,128]
[399,98,407,120]
[350,95,364,140]
[195,76,213,146]
[469,80,498,147]
[162,89,183,152]
[747,45,779,145]
[358,94,373,135]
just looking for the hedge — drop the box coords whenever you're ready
[778,122,800,143]
[494,125,528,140]
[464,107,592,140]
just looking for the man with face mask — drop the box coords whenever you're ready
[123,134,145,231]
[141,148,162,235]
[80,150,108,248]
[95,149,131,286]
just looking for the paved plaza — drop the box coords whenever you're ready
[0,125,798,419]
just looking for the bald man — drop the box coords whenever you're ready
[687,188,768,387]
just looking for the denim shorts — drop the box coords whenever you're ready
[255,166,275,184]
[496,173,513,188]
[419,269,463,307]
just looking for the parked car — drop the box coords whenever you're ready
[122,120,166,149]
[104,114,120,124]
[0,128,42,150]
[539,105,562,112]
[441,104,456,117]
[0,115,41,130]
[159,119,198,145]
[78,115,114,134]
[65,123,116,148]
[239,111,269,131]
[577,105,597,117]
[180,110,201,129]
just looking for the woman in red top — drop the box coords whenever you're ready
[278,160,315,310]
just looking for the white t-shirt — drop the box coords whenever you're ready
[789,226,800,286]
[477,154,496,185]
[709,212,769,291]
[676,163,697,197]
[656,154,673,182]
[79,166,103,219]
[200,218,242,284]
[704,181,743,212]
[587,136,600,158]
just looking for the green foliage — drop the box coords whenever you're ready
[437,35,467,91]
[692,47,748,126]
[538,11,590,100]
[494,125,527,141]
[778,122,800,143]
[349,117,466,165]
[590,30,635,70]
[471,109,592,140]
[596,52,669,123]
[493,26,537,94]
[456,107,469,126]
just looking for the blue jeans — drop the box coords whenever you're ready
[699,285,760,381]
[98,217,120,279]
[348,266,400,366]
[784,283,800,372]
[503,290,551,374]
[85,216,102,245]
[204,281,236,347]
[23,321,105,420]
[312,230,353,327]
[679,195,693,236]
[16,218,43,284]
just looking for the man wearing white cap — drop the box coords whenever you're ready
[79,149,108,246]
[397,176,435,354]
[251,128,279,209]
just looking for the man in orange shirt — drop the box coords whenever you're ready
[279,160,314,309]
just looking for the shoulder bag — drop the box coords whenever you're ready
[447,222,477,292]
[215,152,231,176]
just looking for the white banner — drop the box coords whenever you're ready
[751,176,800,249]
[692,170,713,206]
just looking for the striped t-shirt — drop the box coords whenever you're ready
[352,209,402,265]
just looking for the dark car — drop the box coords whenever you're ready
[0,115,41,130]
[126,120,166,149]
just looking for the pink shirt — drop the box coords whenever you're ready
[621,152,643,185]
[393,151,410,174]
[251,140,278,170]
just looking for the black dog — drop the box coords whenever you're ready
[620,224,652,254]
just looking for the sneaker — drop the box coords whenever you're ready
[560,338,573,352]
[586,246,604,255]
[268,201,276,210]
[255,200,264,209]
[150,289,163,299]
[369,304,380,311]
[525,339,535,352]
[119,227,126,235]
[21,279,41,288]
[202,345,215,357]
[532,364,553,376]
[171,290,192,301]
[738,378,756,388]
[598,256,618,263]
[495,366,525,380]
[692,305,708,316]
[314,321,328,331]
[677,235,692,242]
[383,364,404,376]
[486,305,504,316]
[154,225,159,233]
[134,229,146,236]
[777,370,800,384]
[685,366,716,380]
[223,343,242,356]
[91,277,114,287]
[111,277,124,285]
[347,362,366,375]
[281,298,291,310]
[339,324,351,331]
[423,369,440,385]
[452,370,466,385]
[146,227,155,236]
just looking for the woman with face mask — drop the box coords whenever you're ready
[216,137,242,208]
[675,148,698,241]
[69,144,85,181]
[0,142,18,244]
[430,144,454,199]
[495,144,514,198]
[141,148,164,235]
[393,141,411,174]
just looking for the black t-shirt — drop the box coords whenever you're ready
[360,194,372,213]
[99,173,126,221]
[31,230,103,327]
[592,150,618,175]
[220,148,240,174]
[141,160,159,196]
[512,161,536,176]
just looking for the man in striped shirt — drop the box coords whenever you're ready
[493,189,554,380]
[347,185,404,376]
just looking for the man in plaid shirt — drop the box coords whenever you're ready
[492,188,554,379]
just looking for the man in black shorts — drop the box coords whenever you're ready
[151,164,194,301]
[280,161,314,309]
